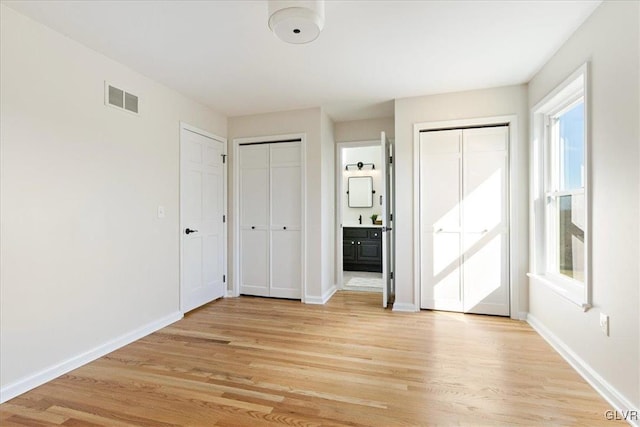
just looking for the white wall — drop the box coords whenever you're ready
[0,5,227,396]
[528,0,639,410]
[394,85,529,313]
[227,108,333,301]
[342,146,383,226]
[321,110,336,296]
[334,117,394,142]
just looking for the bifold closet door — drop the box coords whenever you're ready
[419,130,463,312]
[419,126,509,316]
[239,141,302,299]
[462,127,509,315]
[239,145,270,297]
[270,142,302,299]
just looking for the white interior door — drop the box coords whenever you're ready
[270,142,302,299]
[180,127,225,313]
[239,145,270,297]
[380,132,392,308]
[462,127,509,315]
[419,130,463,311]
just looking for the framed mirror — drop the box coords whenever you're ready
[348,176,373,207]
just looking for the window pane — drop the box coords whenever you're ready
[558,194,585,281]
[558,102,584,191]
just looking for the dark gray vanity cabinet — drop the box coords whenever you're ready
[343,227,382,272]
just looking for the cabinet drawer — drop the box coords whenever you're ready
[368,229,382,239]
[343,228,369,239]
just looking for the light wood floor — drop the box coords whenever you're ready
[0,291,620,426]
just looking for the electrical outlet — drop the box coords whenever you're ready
[599,313,609,336]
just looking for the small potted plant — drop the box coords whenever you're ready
[370,214,378,224]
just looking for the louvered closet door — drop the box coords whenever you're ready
[269,142,302,299]
[462,127,509,316]
[419,130,463,311]
[239,145,270,297]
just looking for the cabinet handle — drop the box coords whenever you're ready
[251,226,255,229]
[351,241,355,245]
[283,226,287,230]
[357,241,361,245]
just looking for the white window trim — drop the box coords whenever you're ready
[529,62,591,311]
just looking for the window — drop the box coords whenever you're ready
[531,63,590,310]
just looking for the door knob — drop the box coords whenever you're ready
[185,228,198,235]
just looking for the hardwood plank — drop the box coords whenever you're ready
[0,291,622,426]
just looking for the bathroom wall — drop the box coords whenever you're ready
[341,145,382,227]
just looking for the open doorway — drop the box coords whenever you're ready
[336,135,394,307]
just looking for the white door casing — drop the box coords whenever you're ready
[180,123,227,313]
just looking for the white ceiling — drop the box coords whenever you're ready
[3,0,601,122]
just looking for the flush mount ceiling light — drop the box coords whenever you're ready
[268,0,325,44]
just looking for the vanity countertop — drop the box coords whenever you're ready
[343,224,382,228]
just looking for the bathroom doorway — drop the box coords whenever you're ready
[336,135,394,306]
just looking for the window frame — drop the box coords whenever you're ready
[530,63,591,311]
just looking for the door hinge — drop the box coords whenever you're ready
[223,275,226,283]
[390,213,393,221]
[221,154,227,164]
[389,156,393,164]
[390,272,394,280]
[223,214,226,223]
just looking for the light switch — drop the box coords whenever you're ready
[157,206,165,218]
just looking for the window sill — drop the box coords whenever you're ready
[527,273,592,312]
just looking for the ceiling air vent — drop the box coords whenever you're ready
[105,82,139,114]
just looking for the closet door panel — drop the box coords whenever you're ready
[271,165,301,228]
[240,229,269,296]
[269,142,302,299]
[271,142,301,165]
[240,145,269,228]
[271,229,302,299]
[462,233,509,315]
[419,130,463,311]
[462,127,509,316]
[239,145,270,296]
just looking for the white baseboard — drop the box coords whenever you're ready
[0,311,183,404]
[515,311,529,321]
[527,314,639,427]
[392,302,419,312]
[305,285,337,305]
